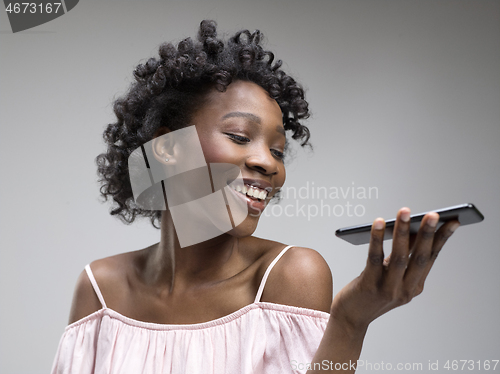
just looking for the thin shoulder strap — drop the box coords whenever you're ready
[84,264,107,309]
[254,245,295,303]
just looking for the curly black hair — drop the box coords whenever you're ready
[96,20,312,229]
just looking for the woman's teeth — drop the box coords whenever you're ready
[231,184,269,200]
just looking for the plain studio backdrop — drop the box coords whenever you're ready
[1,1,499,373]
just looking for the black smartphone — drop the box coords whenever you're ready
[335,203,484,245]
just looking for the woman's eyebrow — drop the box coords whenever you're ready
[220,111,261,124]
[221,112,284,137]
[276,125,285,136]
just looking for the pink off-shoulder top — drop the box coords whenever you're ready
[51,245,330,374]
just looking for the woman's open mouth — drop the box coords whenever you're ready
[226,180,272,215]
[229,183,269,201]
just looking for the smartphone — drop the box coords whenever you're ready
[335,203,484,245]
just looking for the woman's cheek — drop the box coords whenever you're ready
[201,140,239,165]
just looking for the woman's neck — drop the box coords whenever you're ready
[142,210,244,293]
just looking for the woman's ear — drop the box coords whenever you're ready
[151,127,176,165]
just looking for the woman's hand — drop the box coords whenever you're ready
[331,207,460,333]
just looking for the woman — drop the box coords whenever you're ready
[51,20,460,373]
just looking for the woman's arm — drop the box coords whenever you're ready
[307,314,366,373]
[306,208,460,373]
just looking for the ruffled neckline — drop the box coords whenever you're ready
[65,301,330,331]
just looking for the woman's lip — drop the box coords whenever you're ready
[241,178,273,192]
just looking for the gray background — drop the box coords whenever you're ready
[1,0,499,373]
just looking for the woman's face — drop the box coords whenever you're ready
[191,80,286,237]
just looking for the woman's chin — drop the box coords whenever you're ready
[226,215,261,238]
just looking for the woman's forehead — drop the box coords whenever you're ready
[200,81,283,122]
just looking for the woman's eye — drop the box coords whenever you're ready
[225,133,284,160]
[226,133,250,143]
[272,149,285,160]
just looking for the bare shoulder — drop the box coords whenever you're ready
[259,245,333,313]
[67,252,134,325]
[67,263,102,325]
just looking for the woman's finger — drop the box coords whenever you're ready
[415,220,460,292]
[403,213,439,290]
[364,218,386,283]
[386,208,411,284]
[384,234,417,266]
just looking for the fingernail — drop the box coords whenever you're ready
[428,215,439,228]
[373,218,384,230]
[400,209,410,222]
[450,222,460,232]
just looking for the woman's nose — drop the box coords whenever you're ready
[245,148,279,176]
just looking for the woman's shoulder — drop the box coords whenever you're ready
[249,237,333,313]
[67,249,144,325]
